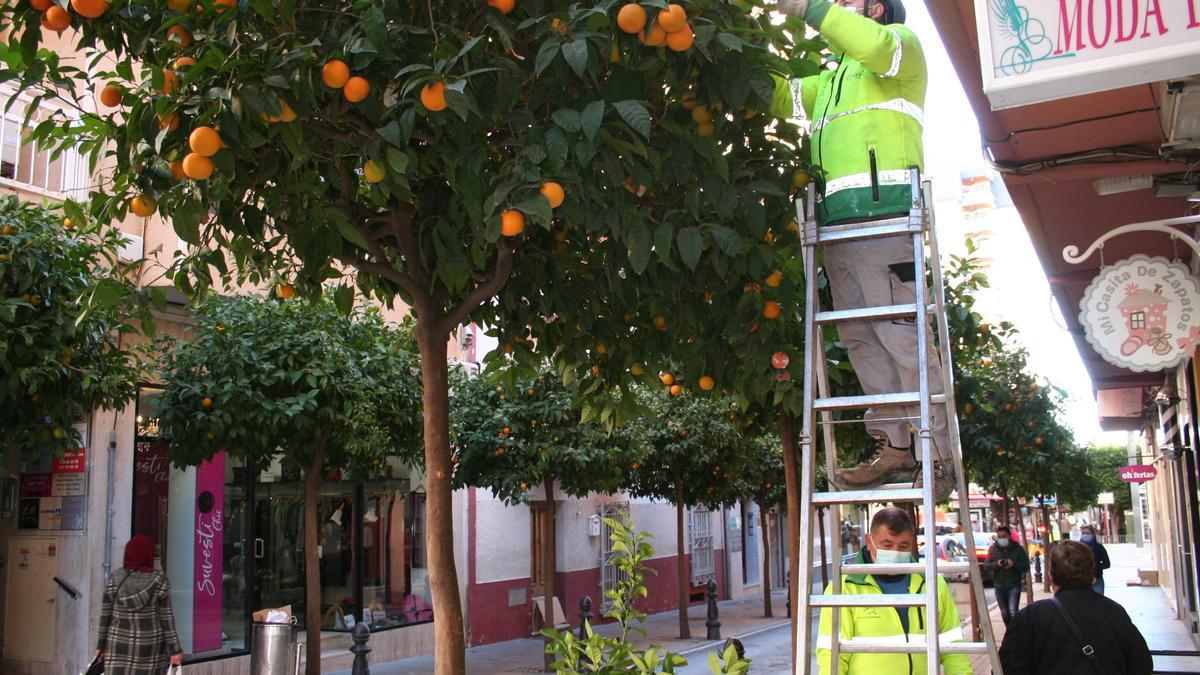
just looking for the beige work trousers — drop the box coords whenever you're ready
[823,235,951,461]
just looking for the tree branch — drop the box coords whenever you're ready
[441,242,516,334]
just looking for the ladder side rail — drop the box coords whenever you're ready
[922,181,1005,674]
[906,168,941,674]
[813,320,845,672]
[796,189,821,675]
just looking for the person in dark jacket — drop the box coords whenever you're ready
[999,540,1151,675]
[95,536,183,675]
[983,525,1029,625]
[1080,524,1112,594]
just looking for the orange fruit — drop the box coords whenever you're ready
[321,60,350,89]
[640,24,666,46]
[201,396,213,408]
[158,69,180,94]
[182,152,213,180]
[657,4,686,32]
[170,159,186,180]
[765,270,782,288]
[680,91,699,109]
[665,23,693,51]
[420,82,448,112]
[172,56,197,69]
[71,0,108,18]
[277,101,297,122]
[691,106,711,124]
[31,0,52,9]
[214,0,234,12]
[698,375,715,391]
[158,112,181,131]
[130,195,156,217]
[616,3,646,34]
[540,181,565,208]
[487,0,514,13]
[276,283,295,299]
[550,18,567,34]
[42,6,71,31]
[166,25,192,47]
[188,126,221,157]
[669,384,682,396]
[363,160,386,183]
[659,372,674,386]
[630,363,644,376]
[99,84,122,107]
[762,301,781,319]
[166,0,192,10]
[500,209,525,237]
[792,170,811,189]
[744,108,757,119]
[696,121,715,137]
[343,76,370,102]
[652,314,667,331]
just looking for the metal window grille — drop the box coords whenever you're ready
[0,89,88,197]
[598,501,630,612]
[689,507,715,586]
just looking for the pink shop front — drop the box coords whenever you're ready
[132,387,433,666]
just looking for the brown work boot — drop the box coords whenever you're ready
[831,433,916,489]
[914,460,955,502]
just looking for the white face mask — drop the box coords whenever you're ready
[873,548,913,565]
[997,538,1010,547]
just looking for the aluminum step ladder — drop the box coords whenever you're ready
[793,168,1002,674]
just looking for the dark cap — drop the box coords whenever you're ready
[877,0,906,23]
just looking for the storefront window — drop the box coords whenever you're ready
[361,483,432,628]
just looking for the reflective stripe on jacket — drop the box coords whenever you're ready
[816,549,972,675]
[770,2,927,225]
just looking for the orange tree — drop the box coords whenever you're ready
[449,365,631,666]
[0,195,153,459]
[724,426,785,616]
[0,1,821,666]
[152,294,422,668]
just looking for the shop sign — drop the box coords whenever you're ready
[975,0,1200,109]
[52,473,86,497]
[52,447,86,473]
[1098,491,1115,505]
[19,473,52,499]
[1119,464,1157,483]
[193,453,225,652]
[1078,255,1200,373]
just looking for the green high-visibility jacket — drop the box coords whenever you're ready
[816,550,972,675]
[771,1,928,225]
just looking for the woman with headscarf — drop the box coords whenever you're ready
[94,535,183,674]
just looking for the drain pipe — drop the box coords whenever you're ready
[103,429,117,578]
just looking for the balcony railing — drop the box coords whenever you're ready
[0,88,89,198]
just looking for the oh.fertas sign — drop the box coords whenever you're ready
[1079,255,1200,373]
[1119,464,1157,483]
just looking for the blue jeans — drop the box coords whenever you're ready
[996,585,1022,625]
[1093,577,1105,595]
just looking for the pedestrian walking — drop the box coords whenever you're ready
[94,535,184,674]
[984,525,1029,625]
[999,540,1151,674]
[1080,524,1112,595]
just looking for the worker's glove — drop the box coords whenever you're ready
[774,0,809,17]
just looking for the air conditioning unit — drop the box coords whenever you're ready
[117,233,143,263]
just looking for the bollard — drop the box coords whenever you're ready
[350,621,372,675]
[577,595,594,640]
[1033,551,1042,583]
[705,579,721,640]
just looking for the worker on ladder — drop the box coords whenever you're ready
[769,0,956,500]
[816,508,971,674]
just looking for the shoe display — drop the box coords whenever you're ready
[831,432,917,489]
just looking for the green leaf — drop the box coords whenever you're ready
[709,226,744,257]
[535,39,561,75]
[653,223,673,264]
[676,226,702,271]
[334,285,354,314]
[628,223,651,274]
[716,32,743,52]
[612,100,651,139]
[171,198,204,245]
[561,40,589,77]
[514,196,552,225]
[551,108,581,133]
[580,100,604,144]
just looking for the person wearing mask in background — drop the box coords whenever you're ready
[816,507,970,674]
[93,535,183,675]
[1080,524,1112,595]
[984,525,1030,625]
[767,0,957,501]
[999,540,1151,674]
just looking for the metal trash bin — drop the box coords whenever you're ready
[251,621,301,675]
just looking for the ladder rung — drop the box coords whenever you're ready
[838,640,991,655]
[840,562,971,575]
[813,488,924,505]
[814,392,945,411]
[815,303,926,324]
[811,593,926,607]
[805,217,920,244]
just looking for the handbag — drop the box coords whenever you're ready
[82,653,103,675]
[1049,596,1107,674]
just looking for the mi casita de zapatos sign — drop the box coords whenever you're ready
[1080,255,1200,373]
[975,0,1200,109]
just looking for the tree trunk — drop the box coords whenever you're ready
[999,482,1010,527]
[303,445,326,675]
[779,414,802,664]
[674,472,691,639]
[760,505,773,618]
[415,324,467,674]
[543,476,557,671]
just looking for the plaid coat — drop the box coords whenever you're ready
[96,569,182,675]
